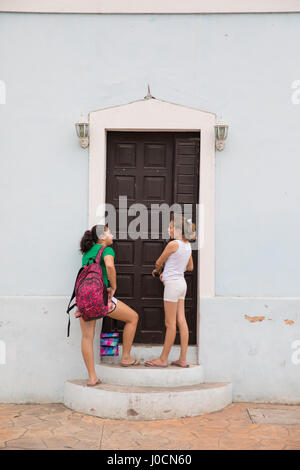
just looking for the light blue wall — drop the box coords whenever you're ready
[0,12,300,403]
[0,12,300,296]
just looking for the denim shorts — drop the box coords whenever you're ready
[163,278,187,302]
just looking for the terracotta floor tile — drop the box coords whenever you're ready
[219,436,261,450]
[0,403,299,450]
[7,437,49,450]
[0,427,27,447]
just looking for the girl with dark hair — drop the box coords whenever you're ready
[76,224,139,386]
[145,214,196,369]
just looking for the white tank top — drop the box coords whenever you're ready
[161,239,192,281]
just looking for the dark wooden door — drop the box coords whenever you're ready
[102,131,200,344]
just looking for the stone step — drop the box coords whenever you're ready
[64,380,232,421]
[100,344,198,364]
[95,363,204,387]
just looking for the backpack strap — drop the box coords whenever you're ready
[66,266,84,337]
[95,245,106,264]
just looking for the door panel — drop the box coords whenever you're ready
[102,131,200,344]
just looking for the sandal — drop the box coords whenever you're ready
[144,361,168,368]
[120,359,140,367]
[171,361,190,368]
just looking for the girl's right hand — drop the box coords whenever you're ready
[107,287,115,300]
[159,273,163,282]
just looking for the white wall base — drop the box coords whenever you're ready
[200,297,300,404]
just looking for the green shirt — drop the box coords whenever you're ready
[82,244,115,288]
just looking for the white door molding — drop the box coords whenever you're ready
[1,0,300,14]
[89,97,216,302]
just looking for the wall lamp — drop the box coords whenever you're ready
[75,115,89,148]
[214,122,228,151]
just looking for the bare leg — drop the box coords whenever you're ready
[172,299,189,367]
[107,299,139,365]
[79,317,99,385]
[145,300,178,367]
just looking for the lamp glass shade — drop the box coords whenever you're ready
[75,122,89,139]
[215,125,228,141]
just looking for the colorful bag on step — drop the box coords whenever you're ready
[100,332,119,356]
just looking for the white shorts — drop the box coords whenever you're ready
[163,278,187,302]
[107,296,118,314]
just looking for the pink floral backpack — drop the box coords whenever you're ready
[66,246,109,337]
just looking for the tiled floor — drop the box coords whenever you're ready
[0,402,299,450]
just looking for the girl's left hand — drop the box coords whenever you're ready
[152,269,160,278]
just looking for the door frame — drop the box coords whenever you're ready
[88,97,216,355]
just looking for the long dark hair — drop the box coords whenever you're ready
[79,224,108,254]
